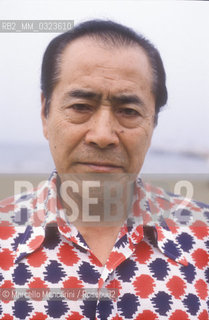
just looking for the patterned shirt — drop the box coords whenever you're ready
[0,170,209,320]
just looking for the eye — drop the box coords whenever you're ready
[118,107,140,117]
[70,104,92,112]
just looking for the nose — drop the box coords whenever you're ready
[85,107,119,149]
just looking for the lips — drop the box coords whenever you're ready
[76,162,123,172]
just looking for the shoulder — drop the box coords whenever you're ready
[0,189,38,239]
[0,190,37,213]
[142,181,209,230]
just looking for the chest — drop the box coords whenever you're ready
[1,234,208,320]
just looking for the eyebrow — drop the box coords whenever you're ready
[66,89,102,101]
[110,94,144,107]
[64,89,144,107]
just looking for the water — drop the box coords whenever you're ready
[0,144,54,173]
[0,144,208,174]
[142,149,209,174]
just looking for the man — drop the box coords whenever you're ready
[0,20,208,320]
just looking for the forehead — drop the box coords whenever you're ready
[57,36,153,94]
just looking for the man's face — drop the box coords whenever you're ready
[41,37,155,175]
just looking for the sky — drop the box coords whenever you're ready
[0,0,209,155]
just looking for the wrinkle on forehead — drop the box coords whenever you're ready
[64,88,145,107]
[52,37,155,116]
[60,37,153,80]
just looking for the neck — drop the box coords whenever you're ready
[58,172,135,232]
[57,173,135,265]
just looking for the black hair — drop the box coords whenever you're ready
[41,19,167,124]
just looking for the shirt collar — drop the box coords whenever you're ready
[14,170,188,266]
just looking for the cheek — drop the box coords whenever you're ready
[127,126,153,150]
[47,119,86,152]
[48,118,70,141]
[46,119,69,153]
[123,127,153,164]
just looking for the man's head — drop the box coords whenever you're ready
[41,20,167,124]
[41,20,167,176]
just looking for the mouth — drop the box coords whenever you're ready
[75,162,124,173]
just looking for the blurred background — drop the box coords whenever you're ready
[0,0,209,202]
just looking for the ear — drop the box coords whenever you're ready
[41,93,49,140]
